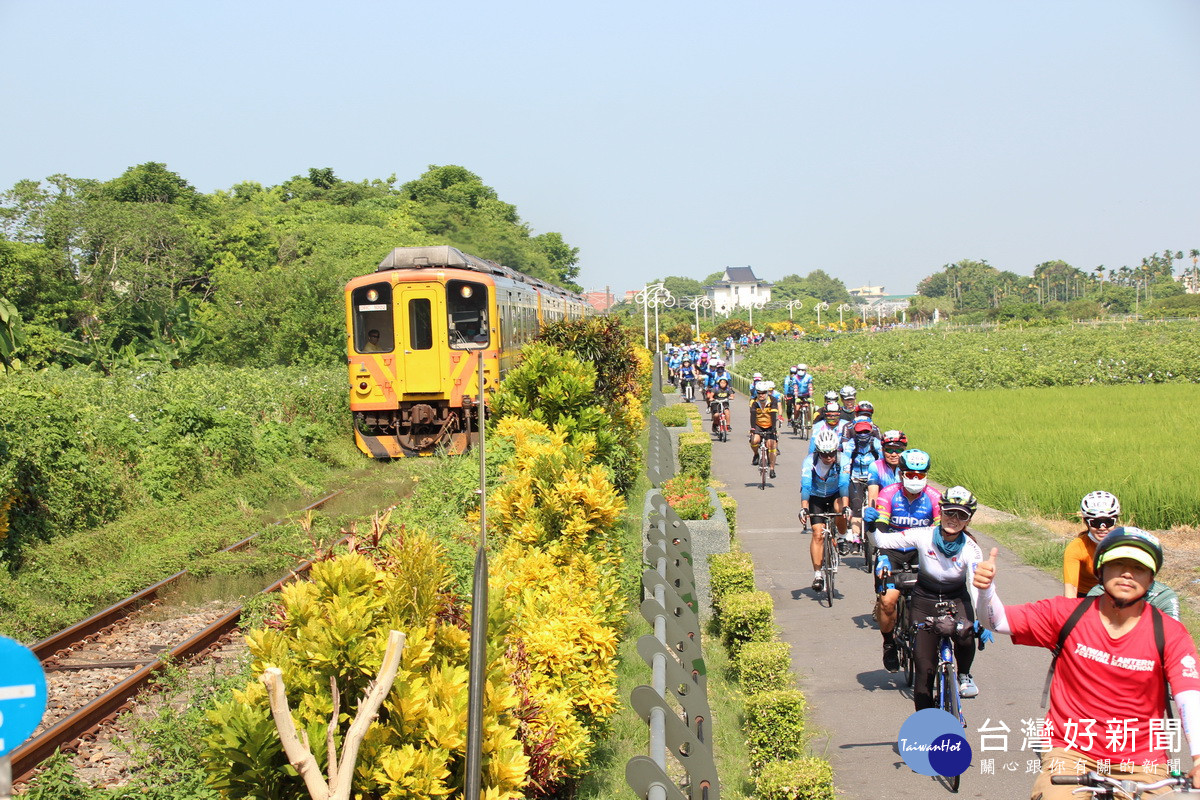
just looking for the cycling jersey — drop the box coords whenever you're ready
[794,374,813,397]
[841,437,883,481]
[750,396,778,429]
[1062,534,1100,596]
[874,484,942,550]
[1006,596,1200,764]
[710,388,735,406]
[867,457,901,490]
[801,452,851,500]
[706,369,732,389]
[873,525,984,597]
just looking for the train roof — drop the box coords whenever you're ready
[376,245,584,301]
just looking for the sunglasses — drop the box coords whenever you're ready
[902,471,927,479]
[943,508,971,521]
[884,448,904,454]
[1086,517,1117,529]
[818,451,837,458]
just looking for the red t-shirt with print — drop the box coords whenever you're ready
[1007,595,1200,763]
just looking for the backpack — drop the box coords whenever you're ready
[1041,596,1172,718]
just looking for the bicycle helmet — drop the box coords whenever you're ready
[789,366,798,373]
[814,428,841,454]
[823,390,838,403]
[757,380,775,392]
[753,372,763,380]
[942,486,978,516]
[797,363,807,372]
[1080,490,1121,519]
[881,430,908,448]
[899,449,930,494]
[855,401,874,416]
[1093,527,1163,578]
[839,385,856,400]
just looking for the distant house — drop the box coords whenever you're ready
[706,266,772,311]
[583,290,618,312]
[848,285,886,299]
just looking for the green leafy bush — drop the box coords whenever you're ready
[717,491,737,538]
[708,551,756,616]
[735,641,794,693]
[744,689,808,769]
[654,404,689,428]
[755,757,836,800]
[720,590,775,655]
[677,432,711,479]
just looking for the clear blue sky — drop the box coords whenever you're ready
[3,1,1197,295]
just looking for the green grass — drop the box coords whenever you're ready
[867,383,1200,529]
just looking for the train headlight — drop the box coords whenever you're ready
[366,289,379,302]
[459,285,473,298]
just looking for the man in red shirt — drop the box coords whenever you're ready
[973,527,1200,799]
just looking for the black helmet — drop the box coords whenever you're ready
[941,486,977,517]
[1092,527,1163,577]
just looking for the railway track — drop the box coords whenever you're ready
[10,490,345,784]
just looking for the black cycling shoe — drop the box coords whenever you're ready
[752,454,759,466]
[811,575,824,593]
[882,640,900,672]
[769,469,776,478]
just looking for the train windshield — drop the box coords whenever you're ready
[352,283,394,353]
[447,280,489,349]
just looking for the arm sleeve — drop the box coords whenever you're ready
[837,458,851,496]
[1174,690,1200,758]
[801,462,813,501]
[873,527,918,550]
[975,584,1012,635]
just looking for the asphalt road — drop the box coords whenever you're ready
[706,396,1088,799]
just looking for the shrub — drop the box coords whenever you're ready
[734,641,794,693]
[680,401,703,432]
[677,432,711,479]
[654,404,689,428]
[202,532,528,799]
[708,551,756,616]
[755,757,836,800]
[661,474,713,520]
[720,590,775,655]
[744,689,808,769]
[717,491,737,538]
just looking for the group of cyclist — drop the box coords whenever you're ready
[691,360,1200,796]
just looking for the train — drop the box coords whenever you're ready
[344,245,593,457]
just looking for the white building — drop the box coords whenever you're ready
[706,266,772,312]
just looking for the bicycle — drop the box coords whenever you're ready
[879,561,920,687]
[1051,771,1198,799]
[846,476,871,570]
[711,399,731,443]
[915,600,973,791]
[682,378,695,402]
[797,398,811,439]
[788,396,803,436]
[756,436,770,489]
[806,510,850,607]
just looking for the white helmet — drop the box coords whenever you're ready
[814,428,841,454]
[753,372,763,380]
[839,385,856,400]
[1081,490,1120,519]
[758,380,775,392]
[797,363,807,372]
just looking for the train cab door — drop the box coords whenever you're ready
[399,286,444,393]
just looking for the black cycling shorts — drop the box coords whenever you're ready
[877,547,918,593]
[807,494,841,524]
[751,425,777,441]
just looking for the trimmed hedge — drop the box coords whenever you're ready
[755,758,836,800]
[734,641,794,693]
[717,491,737,538]
[745,689,808,769]
[678,432,711,478]
[654,404,689,428]
[708,550,756,615]
[720,590,775,655]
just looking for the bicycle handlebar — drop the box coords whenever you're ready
[1051,770,1197,797]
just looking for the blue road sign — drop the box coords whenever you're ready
[0,636,47,756]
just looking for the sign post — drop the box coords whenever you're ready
[0,636,48,799]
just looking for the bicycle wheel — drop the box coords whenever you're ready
[897,595,915,687]
[759,445,767,489]
[861,522,874,573]
[939,661,960,722]
[822,533,836,606]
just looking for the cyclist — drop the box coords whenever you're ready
[1066,490,1182,619]
[974,528,1200,797]
[808,402,847,454]
[705,359,732,401]
[666,348,682,386]
[848,400,882,441]
[837,385,858,423]
[750,372,765,394]
[709,377,735,435]
[874,486,987,708]
[866,430,907,513]
[678,358,698,400]
[783,366,802,422]
[866,449,942,672]
[800,428,852,593]
[842,420,883,549]
[787,364,814,427]
[749,381,779,478]
[812,390,840,427]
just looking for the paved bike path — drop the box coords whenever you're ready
[706,397,1072,800]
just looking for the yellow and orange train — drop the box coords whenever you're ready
[345,245,592,457]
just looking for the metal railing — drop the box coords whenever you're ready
[627,493,719,800]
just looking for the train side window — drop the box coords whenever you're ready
[447,280,489,349]
[352,283,394,352]
[409,298,433,350]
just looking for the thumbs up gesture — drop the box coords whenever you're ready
[974,547,999,590]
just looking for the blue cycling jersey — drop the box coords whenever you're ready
[867,457,900,490]
[801,453,851,500]
[707,369,732,388]
[841,438,882,480]
[794,374,813,396]
[807,420,848,454]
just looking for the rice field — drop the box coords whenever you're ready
[866,383,1200,531]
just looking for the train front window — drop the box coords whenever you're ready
[447,280,489,349]
[352,283,394,353]
[408,298,433,350]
